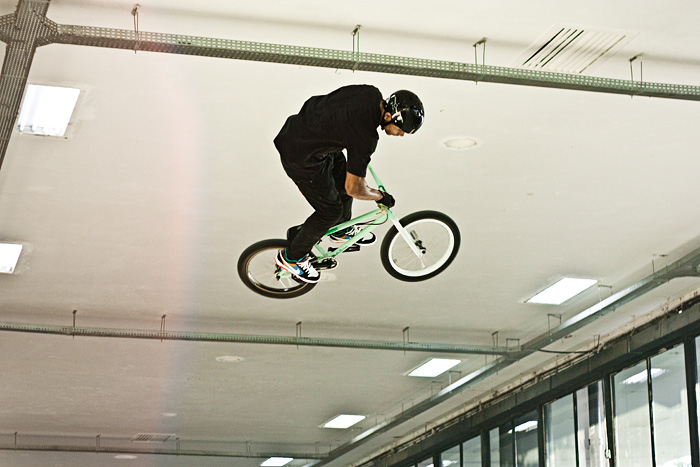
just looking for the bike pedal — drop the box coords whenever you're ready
[327,244,361,253]
[312,257,338,270]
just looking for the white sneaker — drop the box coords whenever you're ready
[274,250,320,284]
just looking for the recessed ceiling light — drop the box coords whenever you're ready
[323,414,366,429]
[443,137,478,150]
[261,458,293,467]
[215,356,245,363]
[408,358,461,377]
[114,455,138,460]
[0,243,22,274]
[17,84,80,137]
[526,278,597,305]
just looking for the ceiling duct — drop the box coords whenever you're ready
[520,26,630,74]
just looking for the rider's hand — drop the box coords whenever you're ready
[377,191,395,208]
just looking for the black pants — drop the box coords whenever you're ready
[284,152,353,260]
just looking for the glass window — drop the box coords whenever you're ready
[576,381,608,467]
[490,424,515,467]
[489,427,501,467]
[418,457,434,467]
[463,435,480,467]
[544,394,576,467]
[613,360,653,467]
[441,444,461,467]
[696,336,700,451]
[514,411,539,467]
[650,345,692,467]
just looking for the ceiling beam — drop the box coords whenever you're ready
[0,0,55,172]
[51,23,700,102]
[0,440,325,460]
[0,321,511,355]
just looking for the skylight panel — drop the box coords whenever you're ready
[408,358,461,378]
[527,278,597,305]
[17,84,80,137]
[0,243,22,274]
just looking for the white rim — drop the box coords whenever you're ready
[388,218,455,277]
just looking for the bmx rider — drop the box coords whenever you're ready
[273,84,425,283]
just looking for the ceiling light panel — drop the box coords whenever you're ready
[408,358,461,377]
[527,278,597,305]
[0,243,22,274]
[261,458,293,467]
[17,84,80,136]
[323,414,366,429]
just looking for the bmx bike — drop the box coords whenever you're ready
[237,165,460,299]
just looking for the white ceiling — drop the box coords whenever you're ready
[1,1,700,466]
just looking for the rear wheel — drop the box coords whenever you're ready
[237,239,316,299]
[380,211,460,281]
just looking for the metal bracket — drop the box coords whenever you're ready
[473,37,487,66]
[351,24,361,71]
[473,37,487,84]
[547,314,562,334]
[629,54,643,83]
[131,4,140,52]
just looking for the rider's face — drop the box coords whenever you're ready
[383,123,405,137]
[381,111,405,137]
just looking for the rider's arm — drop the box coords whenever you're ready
[345,172,384,201]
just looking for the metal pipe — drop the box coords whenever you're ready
[50,24,700,102]
[0,443,324,459]
[0,2,55,172]
[0,321,510,355]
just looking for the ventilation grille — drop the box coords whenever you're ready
[520,26,629,74]
[130,433,176,443]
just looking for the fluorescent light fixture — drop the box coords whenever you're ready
[527,277,597,305]
[18,84,80,136]
[261,458,293,467]
[408,358,461,378]
[622,368,667,385]
[215,356,245,363]
[507,420,538,434]
[426,461,460,467]
[323,414,366,429]
[515,420,538,432]
[0,243,22,274]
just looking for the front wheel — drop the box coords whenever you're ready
[380,211,460,282]
[237,239,316,299]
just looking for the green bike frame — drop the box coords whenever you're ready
[310,164,425,261]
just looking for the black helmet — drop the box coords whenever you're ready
[383,90,424,134]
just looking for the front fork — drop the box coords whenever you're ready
[386,208,426,259]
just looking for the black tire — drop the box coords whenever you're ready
[380,211,460,282]
[237,239,316,299]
